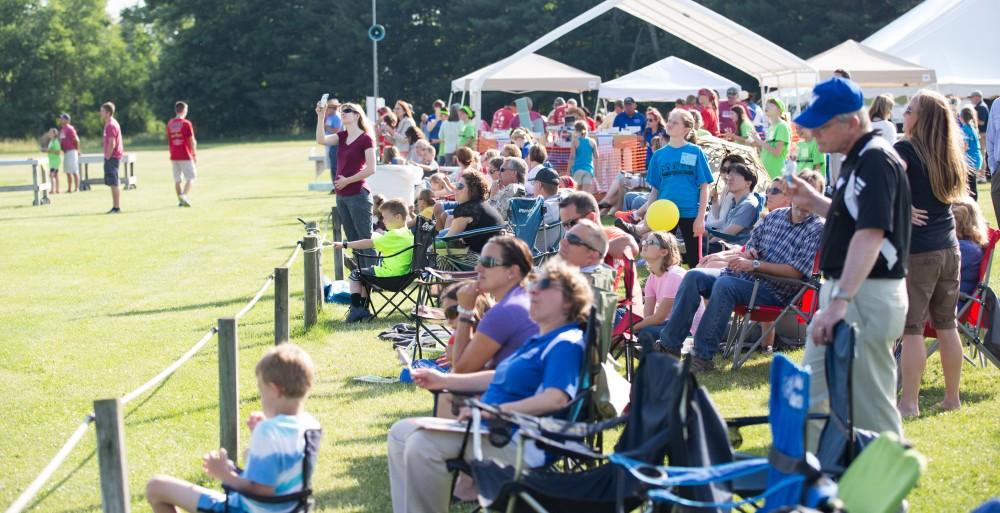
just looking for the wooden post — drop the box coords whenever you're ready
[217,317,239,457]
[94,399,130,513]
[331,207,344,281]
[303,235,318,328]
[274,267,289,344]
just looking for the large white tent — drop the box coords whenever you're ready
[451,53,600,94]
[598,56,739,102]
[863,0,1000,96]
[807,39,935,92]
[463,0,815,123]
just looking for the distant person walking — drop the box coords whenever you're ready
[58,113,80,193]
[101,102,123,213]
[45,128,61,195]
[167,101,197,207]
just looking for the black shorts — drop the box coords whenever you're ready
[104,158,120,187]
[349,266,378,282]
[49,166,58,173]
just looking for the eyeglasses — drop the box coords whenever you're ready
[767,187,784,195]
[561,217,581,229]
[477,255,508,268]
[455,183,466,190]
[565,232,599,253]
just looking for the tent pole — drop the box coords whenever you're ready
[447,92,454,109]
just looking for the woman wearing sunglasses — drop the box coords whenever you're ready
[446,170,503,253]
[389,259,592,513]
[316,101,377,244]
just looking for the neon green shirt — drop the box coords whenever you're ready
[760,120,790,178]
[458,121,476,148]
[795,138,826,173]
[739,120,754,140]
[372,227,414,277]
[47,138,61,169]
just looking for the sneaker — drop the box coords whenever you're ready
[614,218,641,245]
[614,210,637,223]
[346,305,373,323]
[654,341,682,359]
[179,195,191,207]
[107,207,120,214]
[178,200,184,207]
[688,355,716,374]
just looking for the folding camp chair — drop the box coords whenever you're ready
[223,429,322,513]
[836,431,926,513]
[723,252,821,370]
[351,216,437,321]
[508,196,563,264]
[434,224,507,271]
[922,227,1000,369]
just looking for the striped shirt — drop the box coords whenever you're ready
[723,207,824,304]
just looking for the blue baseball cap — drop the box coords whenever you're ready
[794,77,864,129]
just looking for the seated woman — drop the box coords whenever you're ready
[705,162,759,252]
[442,170,503,253]
[632,231,704,351]
[388,259,593,513]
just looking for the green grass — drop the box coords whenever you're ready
[0,144,997,513]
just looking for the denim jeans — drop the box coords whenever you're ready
[659,268,784,360]
[336,189,373,243]
[623,191,648,211]
[637,322,668,352]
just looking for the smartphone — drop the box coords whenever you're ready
[318,93,329,108]
[395,347,414,370]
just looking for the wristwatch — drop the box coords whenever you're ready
[751,259,761,271]
[830,285,853,303]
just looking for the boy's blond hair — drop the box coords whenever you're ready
[255,344,315,398]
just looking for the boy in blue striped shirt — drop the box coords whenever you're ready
[146,344,321,513]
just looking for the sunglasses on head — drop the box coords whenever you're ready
[565,232,599,253]
[477,255,507,268]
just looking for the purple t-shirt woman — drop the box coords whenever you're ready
[476,285,539,368]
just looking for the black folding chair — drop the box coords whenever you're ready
[352,216,436,321]
[223,429,322,512]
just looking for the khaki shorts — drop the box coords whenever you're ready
[572,170,594,185]
[63,149,79,175]
[903,246,961,334]
[172,160,197,182]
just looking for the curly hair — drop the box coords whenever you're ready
[460,170,490,202]
[536,259,593,325]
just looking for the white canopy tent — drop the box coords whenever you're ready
[598,56,739,102]
[463,0,816,123]
[805,39,936,95]
[863,0,1000,97]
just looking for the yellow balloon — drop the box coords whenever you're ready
[646,200,680,232]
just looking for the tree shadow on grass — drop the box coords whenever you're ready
[913,386,995,413]
[106,296,258,318]
[220,194,312,202]
[313,454,394,512]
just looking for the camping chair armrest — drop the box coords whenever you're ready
[418,268,479,284]
[706,228,745,244]
[726,412,829,429]
[438,224,507,243]
[223,485,312,504]
[465,397,628,440]
[748,272,819,289]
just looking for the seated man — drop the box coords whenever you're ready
[488,157,527,220]
[656,191,824,372]
[558,218,614,293]
[332,198,414,322]
[530,167,567,252]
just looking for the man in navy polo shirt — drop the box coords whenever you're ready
[785,76,911,450]
[613,97,646,132]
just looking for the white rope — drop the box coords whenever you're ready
[5,415,94,513]
[235,276,274,320]
[281,242,303,268]
[121,327,218,406]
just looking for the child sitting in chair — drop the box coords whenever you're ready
[332,198,414,322]
[146,344,320,513]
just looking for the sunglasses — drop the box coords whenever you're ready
[477,255,507,268]
[530,276,561,292]
[767,187,784,195]
[561,218,581,229]
[340,108,356,114]
[455,183,466,190]
[642,238,664,248]
[565,232,599,253]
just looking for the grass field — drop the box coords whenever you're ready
[1,141,998,513]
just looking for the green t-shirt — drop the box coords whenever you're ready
[458,121,476,148]
[760,120,791,178]
[372,227,414,277]
[739,120,754,140]
[47,138,61,169]
[795,138,826,173]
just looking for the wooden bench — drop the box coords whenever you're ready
[0,158,50,206]
[79,153,138,191]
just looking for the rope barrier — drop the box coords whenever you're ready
[5,415,95,513]
[5,234,310,513]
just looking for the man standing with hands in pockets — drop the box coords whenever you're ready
[101,102,124,214]
[784,77,912,450]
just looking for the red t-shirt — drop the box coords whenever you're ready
[336,131,374,196]
[491,107,514,130]
[548,105,568,126]
[167,117,195,161]
[59,124,78,151]
[699,106,720,136]
[103,118,123,159]
[717,100,748,135]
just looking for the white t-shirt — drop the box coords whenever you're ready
[871,118,898,144]
[439,121,462,154]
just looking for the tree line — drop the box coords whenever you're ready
[0,0,920,139]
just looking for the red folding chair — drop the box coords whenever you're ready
[922,227,1000,369]
[723,252,821,371]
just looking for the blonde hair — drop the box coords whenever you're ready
[669,109,698,144]
[255,344,315,398]
[907,90,967,204]
[869,94,894,121]
[645,231,681,272]
[501,144,521,158]
[573,120,588,134]
[538,259,593,324]
[953,198,988,246]
[342,102,373,136]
